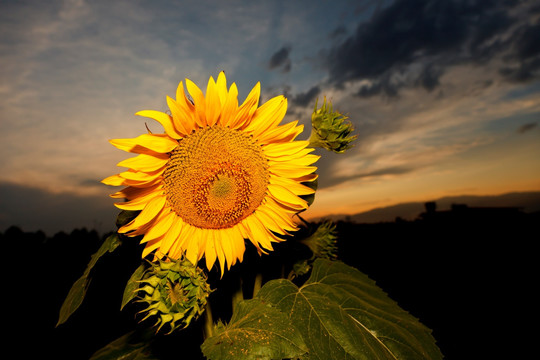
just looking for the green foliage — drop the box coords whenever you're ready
[57,233,121,326]
[301,220,338,260]
[300,177,318,208]
[116,210,140,228]
[121,263,147,311]
[89,330,157,360]
[256,259,443,360]
[137,257,212,333]
[309,98,357,153]
[201,299,308,360]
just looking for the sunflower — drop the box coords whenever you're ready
[102,72,318,274]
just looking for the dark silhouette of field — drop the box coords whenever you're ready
[2,202,537,359]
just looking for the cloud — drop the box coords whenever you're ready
[323,0,540,97]
[291,86,321,107]
[268,46,292,73]
[328,26,347,39]
[499,22,540,82]
[310,65,540,191]
[517,122,538,134]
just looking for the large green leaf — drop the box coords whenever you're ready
[57,233,122,326]
[201,298,308,360]
[257,259,443,360]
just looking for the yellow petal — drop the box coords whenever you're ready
[175,82,197,128]
[117,153,169,172]
[204,229,217,271]
[252,208,289,236]
[120,175,162,188]
[169,222,195,260]
[258,201,297,232]
[291,173,319,183]
[159,217,183,257]
[264,147,314,162]
[110,134,178,154]
[175,81,188,106]
[263,140,309,157]
[101,174,125,186]
[136,110,183,139]
[269,175,315,196]
[213,230,226,275]
[142,236,163,258]
[219,83,239,127]
[166,96,191,135]
[257,120,301,145]
[269,164,317,179]
[119,168,163,182]
[230,226,246,263]
[186,78,207,127]
[216,71,228,105]
[119,196,166,233]
[268,154,320,167]
[205,76,221,126]
[140,210,175,245]
[246,96,287,136]
[219,227,235,268]
[244,216,274,252]
[230,82,260,129]
[114,187,163,210]
[184,226,200,266]
[267,183,308,210]
[110,184,162,200]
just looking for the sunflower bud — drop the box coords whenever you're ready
[309,97,357,153]
[137,257,212,333]
[301,221,338,260]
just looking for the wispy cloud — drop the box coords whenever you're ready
[1,0,539,231]
[517,122,538,134]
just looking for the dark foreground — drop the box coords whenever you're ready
[2,205,537,359]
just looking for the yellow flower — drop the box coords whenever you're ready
[102,72,318,274]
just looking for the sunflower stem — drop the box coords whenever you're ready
[232,278,244,312]
[203,302,214,340]
[252,273,262,298]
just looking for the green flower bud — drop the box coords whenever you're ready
[309,97,357,153]
[300,221,338,260]
[137,257,212,334]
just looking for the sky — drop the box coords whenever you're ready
[1,0,539,235]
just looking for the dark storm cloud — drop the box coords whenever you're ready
[329,26,347,39]
[516,122,538,134]
[291,85,321,107]
[324,0,540,97]
[415,64,443,92]
[499,22,540,82]
[268,46,292,73]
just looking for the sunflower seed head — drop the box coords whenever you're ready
[301,221,339,261]
[309,97,357,153]
[137,257,212,334]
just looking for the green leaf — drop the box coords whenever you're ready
[257,259,443,360]
[300,177,318,207]
[116,210,140,228]
[201,299,308,360]
[57,233,122,326]
[90,330,157,360]
[121,263,147,311]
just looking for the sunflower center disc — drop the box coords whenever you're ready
[163,126,269,229]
